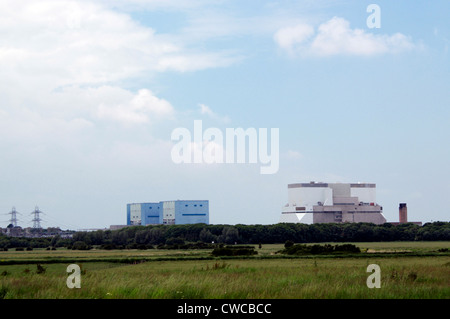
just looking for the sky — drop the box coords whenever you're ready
[0,0,449,229]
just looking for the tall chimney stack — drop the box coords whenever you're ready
[399,203,407,224]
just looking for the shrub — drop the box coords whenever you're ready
[36,264,46,274]
[165,237,185,246]
[407,271,418,282]
[157,242,217,250]
[211,246,257,257]
[333,244,361,253]
[102,244,118,250]
[72,241,91,250]
[0,287,8,299]
[279,243,360,255]
[284,240,294,248]
[203,262,230,270]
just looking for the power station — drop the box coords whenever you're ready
[127,200,209,226]
[280,182,386,224]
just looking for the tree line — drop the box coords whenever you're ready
[69,221,450,248]
[0,235,71,250]
[0,221,448,250]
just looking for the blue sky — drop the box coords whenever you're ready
[0,0,448,229]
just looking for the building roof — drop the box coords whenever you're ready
[288,182,376,188]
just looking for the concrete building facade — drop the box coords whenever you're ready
[127,200,209,226]
[280,182,386,224]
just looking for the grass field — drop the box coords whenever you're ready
[0,242,449,299]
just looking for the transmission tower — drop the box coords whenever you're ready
[8,207,20,227]
[30,206,43,229]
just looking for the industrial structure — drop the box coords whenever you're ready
[2,206,74,237]
[280,182,386,224]
[4,206,44,229]
[127,200,209,226]
[399,203,408,224]
[390,203,422,226]
[30,206,43,229]
[7,207,19,227]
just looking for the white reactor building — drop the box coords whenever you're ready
[280,182,386,224]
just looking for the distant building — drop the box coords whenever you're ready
[389,203,422,226]
[1,225,74,238]
[280,182,386,224]
[6,226,24,237]
[127,200,209,226]
[109,225,129,230]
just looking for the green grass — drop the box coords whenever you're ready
[1,257,449,299]
[0,242,449,299]
[1,241,448,263]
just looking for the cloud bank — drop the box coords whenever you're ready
[274,17,415,57]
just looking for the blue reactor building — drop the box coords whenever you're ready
[127,200,209,226]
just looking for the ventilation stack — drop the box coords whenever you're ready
[399,203,407,224]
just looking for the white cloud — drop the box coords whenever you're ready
[90,0,217,11]
[155,52,239,72]
[97,89,174,125]
[284,150,303,160]
[274,24,315,54]
[0,0,245,144]
[198,103,230,123]
[274,17,415,57]
[199,104,215,116]
[0,0,239,90]
[0,84,176,166]
[0,105,94,150]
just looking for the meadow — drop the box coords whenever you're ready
[0,241,449,299]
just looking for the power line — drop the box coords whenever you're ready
[3,206,84,231]
[41,213,82,231]
[30,206,43,229]
[8,207,21,227]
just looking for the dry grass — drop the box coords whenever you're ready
[1,255,449,299]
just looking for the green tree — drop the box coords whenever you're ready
[72,241,90,250]
[220,226,239,244]
[199,228,216,243]
[147,227,165,244]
